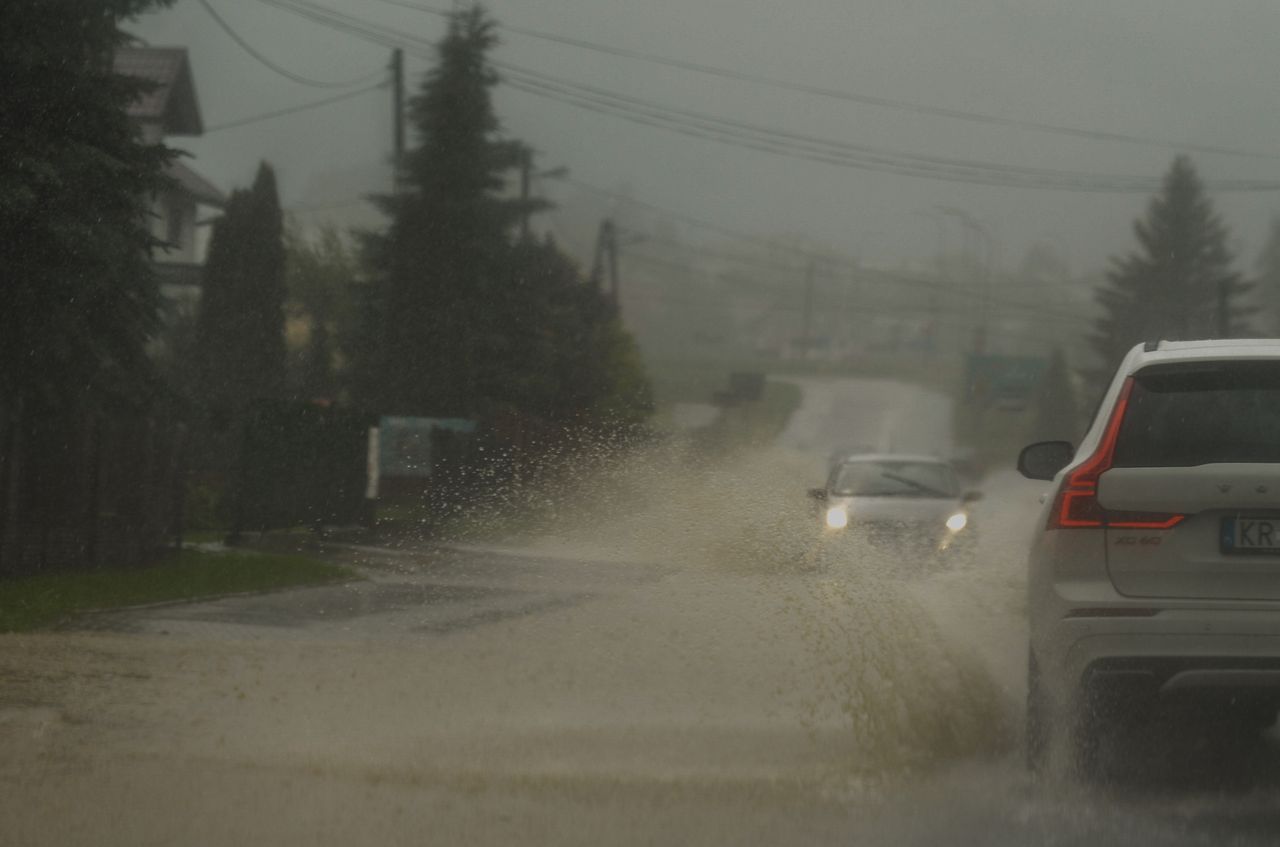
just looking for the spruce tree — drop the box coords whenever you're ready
[285,227,357,403]
[1091,156,1248,379]
[359,6,526,416]
[195,162,287,412]
[503,237,652,430]
[354,6,651,432]
[0,0,175,406]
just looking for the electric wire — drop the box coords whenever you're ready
[252,0,1280,193]
[197,0,387,88]
[204,82,387,133]
[626,231,1094,326]
[372,0,1280,162]
[500,71,1280,193]
[619,252,1079,348]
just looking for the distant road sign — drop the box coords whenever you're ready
[965,354,1047,405]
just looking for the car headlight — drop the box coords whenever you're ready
[945,512,968,532]
[825,506,849,530]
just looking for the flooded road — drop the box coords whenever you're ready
[3,378,1279,845]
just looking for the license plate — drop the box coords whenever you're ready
[1222,517,1280,554]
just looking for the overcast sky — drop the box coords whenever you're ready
[133,0,1280,276]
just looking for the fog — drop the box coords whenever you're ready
[14,5,1280,842]
[133,0,1280,280]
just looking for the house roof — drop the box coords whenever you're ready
[114,46,203,136]
[166,160,226,208]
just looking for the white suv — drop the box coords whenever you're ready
[1019,339,1280,772]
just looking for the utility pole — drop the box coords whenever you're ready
[514,147,564,243]
[913,210,947,353]
[606,221,619,304]
[937,206,993,355]
[519,146,532,242]
[1218,279,1232,338]
[800,260,816,355]
[591,218,619,305]
[390,49,405,184]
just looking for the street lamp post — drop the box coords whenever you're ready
[937,206,994,354]
[912,210,951,353]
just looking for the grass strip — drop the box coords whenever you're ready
[0,549,357,633]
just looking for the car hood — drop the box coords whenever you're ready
[828,495,962,525]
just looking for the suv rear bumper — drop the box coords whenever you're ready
[1036,612,1280,705]
[1079,656,1280,722]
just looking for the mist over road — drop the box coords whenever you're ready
[779,376,955,466]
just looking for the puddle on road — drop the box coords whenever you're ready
[0,437,1033,844]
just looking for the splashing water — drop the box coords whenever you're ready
[451,429,1024,785]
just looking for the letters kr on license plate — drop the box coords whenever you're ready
[1223,517,1280,553]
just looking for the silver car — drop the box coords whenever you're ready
[809,454,980,557]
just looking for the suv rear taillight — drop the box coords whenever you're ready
[1049,377,1186,530]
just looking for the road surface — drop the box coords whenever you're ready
[3,377,1279,845]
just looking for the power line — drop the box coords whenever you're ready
[562,177,1096,325]
[624,233,1094,327]
[197,0,386,88]
[500,71,1280,193]
[565,176,817,258]
[256,0,426,50]
[254,0,1280,193]
[372,0,1280,162]
[268,0,1107,190]
[205,82,386,133]
[620,252,1080,348]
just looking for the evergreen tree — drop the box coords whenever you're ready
[285,227,358,403]
[1091,156,1248,380]
[354,5,651,433]
[503,238,652,430]
[359,6,528,416]
[0,0,175,406]
[195,162,287,412]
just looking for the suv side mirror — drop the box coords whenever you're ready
[1018,441,1074,481]
[808,488,828,501]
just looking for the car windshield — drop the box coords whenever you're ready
[830,460,958,498]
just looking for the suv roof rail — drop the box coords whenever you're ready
[1143,339,1162,352]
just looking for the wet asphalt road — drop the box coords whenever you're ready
[72,542,670,640]
[22,523,1280,846]
[4,378,1280,845]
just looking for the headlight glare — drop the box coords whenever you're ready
[825,506,849,530]
[945,512,968,532]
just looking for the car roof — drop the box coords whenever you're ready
[1124,339,1280,374]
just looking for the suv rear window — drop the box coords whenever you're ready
[1113,361,1280,467]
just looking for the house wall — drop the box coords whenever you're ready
[149,190,201,265]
